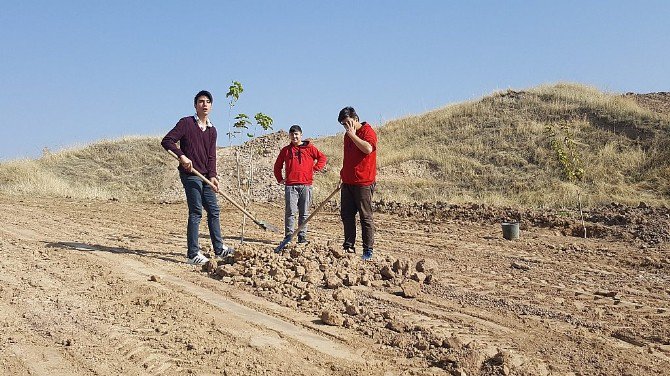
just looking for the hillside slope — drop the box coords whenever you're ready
[1,83,669,208]
[317,83,670,207]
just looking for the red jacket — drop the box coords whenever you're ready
[274,140,327,185]
[340,122,377,186]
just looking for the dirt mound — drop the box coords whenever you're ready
[200,242,553,373]
[373,200,670,245]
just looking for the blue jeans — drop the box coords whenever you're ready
[284,185,312,238]
[180,172,224,258]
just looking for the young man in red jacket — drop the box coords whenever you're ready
[338,107,377,261]
[274,125,327,244]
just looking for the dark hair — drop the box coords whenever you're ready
[289,124,302,134]
[194,90,213,105]
[338,106,359,122]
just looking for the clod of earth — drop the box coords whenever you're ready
[321,309,344,326]
[401,280,422,298]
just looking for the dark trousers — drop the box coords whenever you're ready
[340,183,375,251]
[180,172,224,258]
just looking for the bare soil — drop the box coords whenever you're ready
[1,196,669,375]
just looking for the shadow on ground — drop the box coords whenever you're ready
[44,241,183,264]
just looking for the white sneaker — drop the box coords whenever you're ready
[214,244,234,260]
[186,253,209,265]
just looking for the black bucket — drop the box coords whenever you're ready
[501,222,520,240]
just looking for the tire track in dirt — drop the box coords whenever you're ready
[3,196,669,374]
[1,200,383,375]
[73,243,366,363]
[0,247,161,375]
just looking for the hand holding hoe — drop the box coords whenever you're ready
[167,149,278,232]
[275,184,341,253]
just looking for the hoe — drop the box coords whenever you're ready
[167,149,278,232]
[275,184,341,253]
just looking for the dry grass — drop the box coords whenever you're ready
[2,83,669,208]
[0,136,173,200]
[315,82,670,208]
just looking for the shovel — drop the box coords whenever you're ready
[275,184,341,253]
[167,149,279,232]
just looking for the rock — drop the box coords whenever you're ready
[401,280,421,298]
[595,290,618,298]
[370,280,384,288]
[293,281,308,290]
[216,265,239,277]
[410,272,427,284]
[393,258,411,275]
[380,265,396,280]
[416,258,437,273]
[415,340,429,351]
[321,310,344,326]
[443,335,464,349]
[345,302,360,315]
[243,267,256,278]
[149,275,160,282]
[489,350,509,366]
[303,271,323,285]
[204,260,217,273]
[258,280,276,289]
[390,334,410,348]
[386,318,407,333]
[452,368,468,376]
[233,246,255,262]
[272,271,288,284]
[343,273,360,286]
[325,275,343,289]
[294,265,306,277]
[330,247,346,259]
[303,290,315,301]
[332,288,356,302]
[360,273,372,286]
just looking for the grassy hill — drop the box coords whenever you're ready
[0,137,174,201]
[316,83,670,207]
[2,83,669,208]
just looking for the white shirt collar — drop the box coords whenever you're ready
[194,114,213,131]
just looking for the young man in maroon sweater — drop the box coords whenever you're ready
[161,90,233,265]
[274,125,327,245]
[338,107,377,261]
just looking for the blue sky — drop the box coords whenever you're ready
[1,1,668,160]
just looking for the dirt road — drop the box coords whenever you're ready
[1,196,668,375]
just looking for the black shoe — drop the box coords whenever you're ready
[297,235,309,244]
[344,246,356,254]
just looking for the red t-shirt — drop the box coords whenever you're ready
[340,122,377,186]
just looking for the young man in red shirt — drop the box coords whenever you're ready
[161,90,233,265]
[274,125,327,244]
[338,107,377,261]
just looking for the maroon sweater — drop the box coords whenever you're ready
[161,116,218,178]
